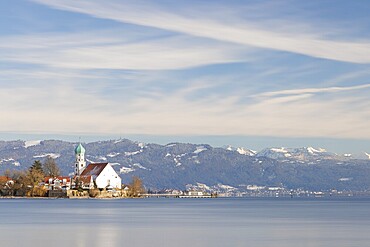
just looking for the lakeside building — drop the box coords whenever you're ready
[44,143,122,195]
[0,176,14,195]
[44,176,71,190]
[73,143,122,190]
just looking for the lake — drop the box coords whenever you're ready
[0,197,369,247]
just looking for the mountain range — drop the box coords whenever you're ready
[0,139,369,192]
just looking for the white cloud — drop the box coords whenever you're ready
[1,0,369,141]
[0,32,253,70]
[256,84,370,98]
[31,0,370,63]
[1,77,369,139]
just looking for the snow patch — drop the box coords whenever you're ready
[339,177,352,182]
[33,153,60,159]
[165,153,171,157]
[97,156,107,161]
[137,142,146,149]
[365,152,370,159]
[114,139,123,144]
[216,184,235,190]
[194,146,207,154]
[86,159,96,164]
[191,156,200,164]
[166,143,177,147]
[270,148,292,157]
[270,147,288,153]
[247,185,266,191]
[108,162,121,166]
[0,158,15,163]
[107,152,120,157]
[225,145,233,151]
[236,147,256,156]
[196,183,210,190]
[133,163,148,170]
[13,161,20,166]
[307,147,326,154]
[24,140,41,148]
[174,157,182,166]
[188,182,211,191]
[120,167,135,174]
[124,150,142,156]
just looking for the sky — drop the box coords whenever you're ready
[1,0,370,153]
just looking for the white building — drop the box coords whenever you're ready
[74,143,122,189]
[80,163,122,189]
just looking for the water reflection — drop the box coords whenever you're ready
[0,198,370,247]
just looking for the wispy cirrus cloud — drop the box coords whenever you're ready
[1,74,369,139]
[256,84,370,98]
[31,0,370,64]
[0,32,255,70]
[0,0,369,147]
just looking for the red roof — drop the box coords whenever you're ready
[0,176,11,183]
[78,175,92,184]
[80,163,108,177]
[44,176,71,184]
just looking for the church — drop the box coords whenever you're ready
[74,143,122,189]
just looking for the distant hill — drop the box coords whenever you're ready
[0,139,369,191]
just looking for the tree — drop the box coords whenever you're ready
[25,161,45,197]
[30,160,43,174]
[3,170,27,196]
[0,169,13,196]
[128,176,145,197]
[43,157,61,177]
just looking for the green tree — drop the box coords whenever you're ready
[25,161,45,196]
[30,160,43,174]
[43,157,61,177]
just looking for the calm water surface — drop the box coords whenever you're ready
[0,197,369,247]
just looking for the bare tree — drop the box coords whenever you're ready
[7,170,27,196]
[43,157,61,177]
[128,176,145,197]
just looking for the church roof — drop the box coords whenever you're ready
[75,143,85,154]
[80,163,108,177]
[78,175,93,184]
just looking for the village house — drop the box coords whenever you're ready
[0,176,14,195]
[44,176,71,191]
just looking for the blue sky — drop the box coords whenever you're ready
[1,0,370,153]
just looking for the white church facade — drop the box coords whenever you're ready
[74,143,122,189]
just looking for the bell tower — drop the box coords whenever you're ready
[74,143,86,176]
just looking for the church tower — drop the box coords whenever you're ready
[74,143,86,176]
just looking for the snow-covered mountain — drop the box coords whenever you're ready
[341,152,370,160]
[224,145,256,156]
[256,147,336,161]
[0,139,370,191]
